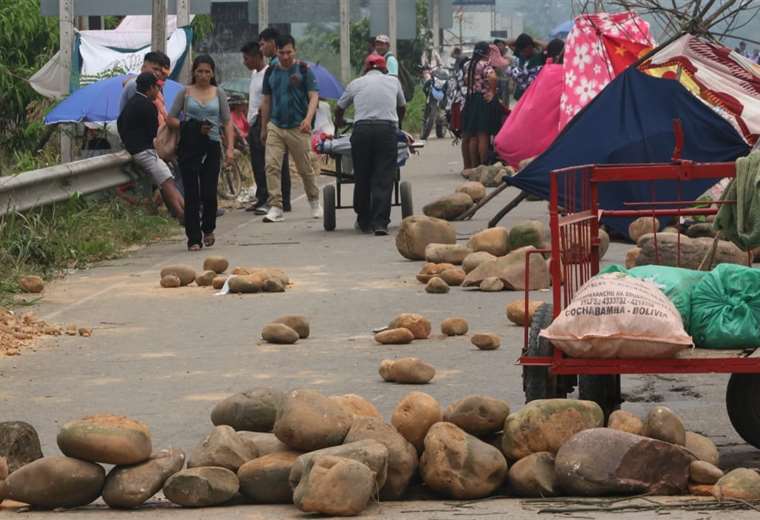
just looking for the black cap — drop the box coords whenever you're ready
[135,71,158,93]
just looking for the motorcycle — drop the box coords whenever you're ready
[421,67,451,140]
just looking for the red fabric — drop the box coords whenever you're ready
[494,63,564,168]
[603,35,652,75]
[231,111,249,139]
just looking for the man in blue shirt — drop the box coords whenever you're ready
[374,34,399,77]
[260,34,321,223]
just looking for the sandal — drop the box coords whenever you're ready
[188,244,202,252]
[203,233,215,248]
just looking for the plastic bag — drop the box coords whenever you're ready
[690,264,760,349]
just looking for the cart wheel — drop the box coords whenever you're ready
[400,181,413,219]
[579,375,622,422]
[523,303,575,402]
[726,374,760,449]
[323,184,336,231]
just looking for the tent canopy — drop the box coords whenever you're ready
[507,68,750,236]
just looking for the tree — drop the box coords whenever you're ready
[0,0,58,142]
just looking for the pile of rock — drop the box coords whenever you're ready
[461,163,514,188]
[2,393,753,515]
[374,313,432,345]
[624,218,749,270]
[0,310,91,357]
[159,257,291,294]
[261,315,310,345]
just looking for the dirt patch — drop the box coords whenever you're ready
[0,308,90,357]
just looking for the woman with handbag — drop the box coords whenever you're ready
[167,55,235,251]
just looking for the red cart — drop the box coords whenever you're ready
[519,122,760,447]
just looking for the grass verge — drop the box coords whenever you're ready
[0,195,178,307]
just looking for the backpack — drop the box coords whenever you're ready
[263,61,315,128]
[386,52,416,102]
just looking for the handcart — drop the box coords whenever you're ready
[316,127,421,231]
[519,121,760,447]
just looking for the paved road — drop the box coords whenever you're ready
[2,138,758,518]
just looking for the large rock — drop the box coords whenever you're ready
[380,357,435,384]
[6,456,105,509]
[163,467,239,508]
[440,267,466,286]
[102,448,185,509]
[607,410,645,436]
[0,421,43,473]
[396,216,457,261]
[712,468,760,500]
[685,432,720,466]
[506,300,544,326]
[625,247,641,269]
[375,328,415,345]
[289,439,389,491]
[159,265,196,286]
[481,165,510,187]
[644,406,686,446]
[188,425,258,471]
[441,317,469,336]
[420,422,508,499]
[345,417,419,500]
[463,246,551,291]
[423,192,474,221]
[261,323,299,344]
[425,243,472,265]
[391,392,443,453]
[272,315,310,339]
[636,233,747,270]
[599,228,610,260]
[690,460,723,485]
[293,455,376,516]
[57,415,152,465]
[467,228,510,257]
[329,394,382,419]
[471,333,501,350]
[237,432,291,456]
[508,221,546,251]
[508,452,558,497]
[273,389,352,451]
[0,457,6,502]
[629,217,660,243]
[502,399,604,460]
[388,313,432,340]
[556,428,694,496]
[444,395,510,437]
[18,276,44,293]
[479,277,504,292]
[238,451,300,503]
[425,277,450,294]
[463,251,497,274]
[211,388,285,433]
[456,181,487,202]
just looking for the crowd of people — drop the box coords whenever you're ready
[116,29,409,249]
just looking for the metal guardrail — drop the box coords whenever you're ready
[0,152,135,216]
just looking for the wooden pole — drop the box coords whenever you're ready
[258,0,269,32]
[431,0,441,52]
[388,0,397,54]
[151,0,167,53]
[176,0,191,83]
[59,0,74,163]
[339,0,351,84]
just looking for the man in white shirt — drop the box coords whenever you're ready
[335,54,406,235]
[242,38,292,214]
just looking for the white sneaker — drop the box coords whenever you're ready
[310,199,323,219]
[263,206,284,223]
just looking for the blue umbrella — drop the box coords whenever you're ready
[45,75,184,125]
[550,20,574,39]
[305,62,344,100]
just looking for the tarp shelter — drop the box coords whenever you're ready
[641,34,760,146]
[506,68,750,236]
[494,11,653,168]
[30,16,190,99]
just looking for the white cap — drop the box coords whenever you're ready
[375,34,390,44]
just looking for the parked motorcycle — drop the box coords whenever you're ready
[421,67,451,140]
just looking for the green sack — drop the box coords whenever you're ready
[690,264,760,349]
[600,265,707,330]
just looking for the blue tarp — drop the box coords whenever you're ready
[507,68,750,236]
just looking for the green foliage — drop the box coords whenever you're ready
[191,15,214,44]
[0,0,58,134]
[298,23,341,75]
[0,197,177,307]
[402,88,426,136]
